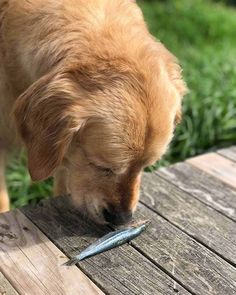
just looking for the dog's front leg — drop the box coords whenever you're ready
[0,150,9,212]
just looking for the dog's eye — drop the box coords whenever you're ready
[100,167,113,176]
[89,163,113,176]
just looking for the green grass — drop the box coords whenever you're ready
[7,0,236,207]
[6,152,52,208]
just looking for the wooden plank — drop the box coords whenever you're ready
[156,162,236,222]
[22,197,191,295]
[130,205,236,295]
[187,153,236,188]
[0,210,104,295]
[140,172,236,267]
[22,197,236,295]
[0,272,19,295]
[217,146,236,162]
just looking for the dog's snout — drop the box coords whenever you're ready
[103,208,133,225]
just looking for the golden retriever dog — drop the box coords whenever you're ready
[0,0,186,224]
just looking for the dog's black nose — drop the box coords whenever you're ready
[103,208,133,225]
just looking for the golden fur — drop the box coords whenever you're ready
[0,0,186,223]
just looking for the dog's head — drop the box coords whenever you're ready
[14,43,186,224]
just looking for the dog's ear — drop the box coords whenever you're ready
[13,71,85,181]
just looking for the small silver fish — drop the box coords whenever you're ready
[63,220,150,266]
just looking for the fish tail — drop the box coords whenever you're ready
[62,256,80,266]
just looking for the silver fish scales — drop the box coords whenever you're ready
[63,220,150,266]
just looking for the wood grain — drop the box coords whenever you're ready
[140,172,236,267]
[187,153,236,188]
[156,162,236,221]
[129,204,236,295]
[217,146,236,162]
[0,210,104,295]
[22,196,236,295]
[22,197,191,295]
[0,272,19,295]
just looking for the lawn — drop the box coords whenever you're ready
[7,0,236,207]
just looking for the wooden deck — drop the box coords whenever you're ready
[0,146,236,295]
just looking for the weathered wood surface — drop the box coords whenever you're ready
[0,210,104,295]
[1,146,236,295]
[141,172,236,267]
[0,272,19,295]
[156,162,236,222]
[217,146,236,162]
[22,196,236,295]
[187,153,236,188]
[22,197,191,295]
[129,205,236,295]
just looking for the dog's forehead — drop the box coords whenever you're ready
[81,135,138,170]
[79,78,177,170]
[79,113,172,172]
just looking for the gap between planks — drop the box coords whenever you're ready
[187,152,236,189]
[0,209,104,295]
[217,146,236,163]
[156,161,236,222]
[21,197,194,295]
[140,172,236,269]
[23,196,236,295]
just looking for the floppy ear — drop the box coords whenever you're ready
[13,71,84,181]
